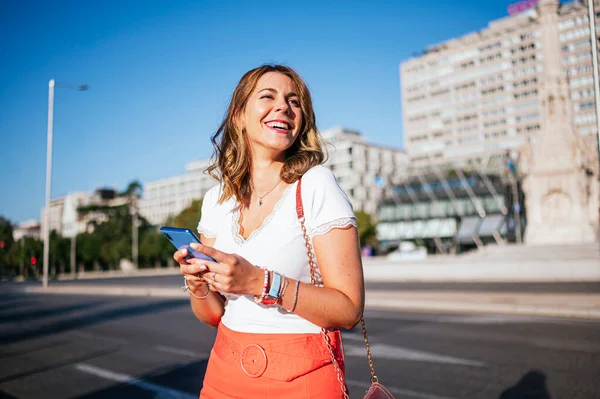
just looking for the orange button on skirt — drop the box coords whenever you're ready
[200,323,347,399]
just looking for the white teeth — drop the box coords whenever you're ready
[267,122,290,130]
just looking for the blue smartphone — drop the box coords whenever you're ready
[160,226,216,262]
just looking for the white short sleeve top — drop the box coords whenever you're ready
[196,165,357,334]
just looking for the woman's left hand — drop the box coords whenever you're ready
[188,243,264,296]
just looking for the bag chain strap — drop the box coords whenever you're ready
[298,220,379,398]
[298,217,349,399]
[360,318,378,384]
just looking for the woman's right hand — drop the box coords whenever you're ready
[174,248,210,296]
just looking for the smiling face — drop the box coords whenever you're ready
[239,72,303,160]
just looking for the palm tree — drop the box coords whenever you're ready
[121,180,143,198]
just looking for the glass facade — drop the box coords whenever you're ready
[377,170,520,253]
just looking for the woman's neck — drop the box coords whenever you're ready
[251,159,283,190]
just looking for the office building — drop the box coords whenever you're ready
[400,0,599,168]
[40,190,128,239]
[13,220,41,241]
[377,168,519,253]
[321,127,408,215]
[139,158,217,226]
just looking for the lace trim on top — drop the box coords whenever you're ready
[308,217,357,239]
[231,182,296,246]
[197,222,217,238]
[307,217,356,286]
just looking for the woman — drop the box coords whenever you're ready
[173,64,365,398]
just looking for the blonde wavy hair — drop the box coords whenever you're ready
[207,64,327,205]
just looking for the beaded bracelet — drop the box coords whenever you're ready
[253,268,270,304]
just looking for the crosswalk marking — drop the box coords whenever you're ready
[75,363,197,399]
[344,343,485,366]
[155,345,205,358]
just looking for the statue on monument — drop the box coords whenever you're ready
[520,121,599,244]
[519,0,599,244]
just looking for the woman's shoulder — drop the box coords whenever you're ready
[203,183,220,201]
[302,164,337,186]
[202,183,228,209]
[299,164,356,232]
[301,164,352,203]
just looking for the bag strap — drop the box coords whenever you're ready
[295,178,379,397]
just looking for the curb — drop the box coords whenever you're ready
[365,297,600,319]
[23,286,600,320]
[25,286,182,298]
[55,269,181,280]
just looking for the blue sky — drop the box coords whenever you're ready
[1,0,523,224]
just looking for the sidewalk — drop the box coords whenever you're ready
[22,283,600,320]
[365,290,600,319]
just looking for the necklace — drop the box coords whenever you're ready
[254,179,281,207]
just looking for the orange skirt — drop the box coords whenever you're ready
[200,323,347,399]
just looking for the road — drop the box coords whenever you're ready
[5,275,600,293]
[1,292,599,398]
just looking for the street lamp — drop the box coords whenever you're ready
[42,79,88,289]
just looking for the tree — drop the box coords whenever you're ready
[355,210,378,248]
[121,180,143,198]
[140,230,172,268]
[173,199,203,231]
[49,230,70,276]
[76,179,152,270]
[77,233,102,271]
[0,216,15,275]
[9,236,43,278]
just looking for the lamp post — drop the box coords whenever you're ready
[132,195,139,269]
[42,80,88,288]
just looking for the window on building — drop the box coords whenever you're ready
[431,88,451,97]
[581,101,595,110]
[525,124,540,132]
[520,32,534,41]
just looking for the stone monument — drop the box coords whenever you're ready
[521,0,599,244]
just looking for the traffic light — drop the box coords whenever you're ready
[0,241,4,249]
[31,256,37,265]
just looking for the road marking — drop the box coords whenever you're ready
[344,343,485,367]
[155,345,204,358]
[434,314,554,324]
[347,379,458,399]
[72,331,129,345]
[74,364,196,399]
